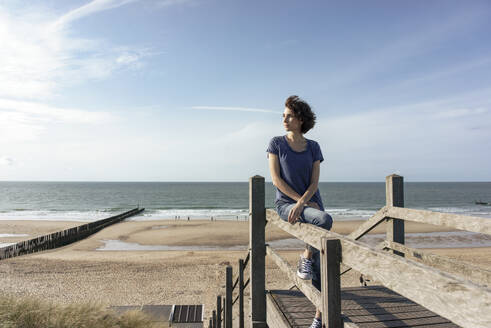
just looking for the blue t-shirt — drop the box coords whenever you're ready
[266,135,324,210]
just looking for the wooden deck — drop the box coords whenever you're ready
[267,286,460,328]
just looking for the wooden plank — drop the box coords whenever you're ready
[266,293,292,328]
[386,207,491,235]
[270,290,361,328]
[342,306,429,316]
[385,174,405,257]
[225,266,232,328]
[347,311,442,323]
[265,245,321,308]
[239,259,245,328]
[353,316,454,328]
[347,207,389,240]
[266,210,491,328]
[249,175,267,328]
[320,238,342,328]
[141,305,174,322]
[384,240,491,287]
[341,297,413,305]
[216,295,222,328]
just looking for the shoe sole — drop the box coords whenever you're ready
[296,270,312,280]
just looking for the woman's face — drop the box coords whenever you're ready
[283,107,303,133]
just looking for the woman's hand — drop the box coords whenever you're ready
[306,201,320,210]
[288,202,304,224]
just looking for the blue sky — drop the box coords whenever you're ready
[1,0,490,182]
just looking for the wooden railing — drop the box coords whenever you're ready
[209,253,251,328]
[249,174,491,328]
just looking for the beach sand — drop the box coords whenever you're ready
[0,218,490,324]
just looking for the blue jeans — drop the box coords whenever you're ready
[276,202,333,291]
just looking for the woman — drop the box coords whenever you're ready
[267,95,332,328]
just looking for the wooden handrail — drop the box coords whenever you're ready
[266,245,321,308]
[386,207,491,235]
[266,209,491,328]
[383,240,491,287]
[347,206,389,240]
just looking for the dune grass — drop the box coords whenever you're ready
[0,295,159,328]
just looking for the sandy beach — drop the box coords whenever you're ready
[1,218,490,323]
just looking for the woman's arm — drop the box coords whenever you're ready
[287,160,321,222]
[298,160,320,206]
[269,154,321,223]
[268,153,302,201]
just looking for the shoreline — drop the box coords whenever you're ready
[1,218,490,248]
[1,219,489,321]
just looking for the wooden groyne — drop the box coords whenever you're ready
[0,207,144,260]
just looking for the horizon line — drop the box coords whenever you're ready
[1,180,490,183]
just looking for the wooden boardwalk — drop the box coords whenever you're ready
[267,286,459,328]
[208,175,491,328]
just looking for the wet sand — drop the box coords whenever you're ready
[0,219,489,323]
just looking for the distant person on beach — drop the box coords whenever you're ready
[267,95,332,328]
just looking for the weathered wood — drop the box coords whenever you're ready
[223,298,226,328]
[320,238,342,328]
[0,207,144,261]
[269,287,457,328]
[383,240,491,287]
[216,295,222,328]
[249,175,267,328]
[347,207,389,240]
[226,266,232,328]
[386,174,405,256]
[386,206,491,235]
[266,210,491,328]
[266,293,291,328]
[239,259,245,328]
[265,245,321,308]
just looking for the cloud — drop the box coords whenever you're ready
[53,0,138,28]
[191,106,281,114]
[0,98,112,142]
[0,98,111,124]
[433,107,488,119]
[0,2,150,100]
[0,157,15,167]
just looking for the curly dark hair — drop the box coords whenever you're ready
[285,95,316,134]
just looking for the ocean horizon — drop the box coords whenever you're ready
[1,181,491,222]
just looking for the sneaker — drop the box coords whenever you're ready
[296,255,313,280]
[309,317,322,328]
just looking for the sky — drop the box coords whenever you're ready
[1,0,491,182]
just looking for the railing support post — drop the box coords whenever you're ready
[321,238,342,328]
[239,259,245,328]
[249,175,267,328]
[217,295,222,328]
[226,265,233,328]
[386,174,405,256]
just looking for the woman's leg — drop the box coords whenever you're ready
[300,208,332,326]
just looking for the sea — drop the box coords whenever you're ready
[1,181,490,222]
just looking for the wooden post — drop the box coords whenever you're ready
[386,174,405,257]
[216,295,222,328]
[223,298,226,328]
[213,310,217,328]
[209,318,213,328]
[249,175,267,328]
[321,238,342,328]
[239,259,245,328]
[226,265,233,328]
